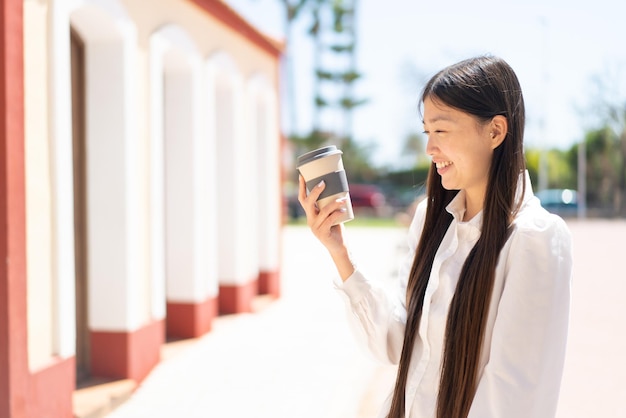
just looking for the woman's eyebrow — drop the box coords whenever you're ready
[422,115,455,125]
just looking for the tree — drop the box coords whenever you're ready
[340,137,378,183]
[310,0,367,150]
[277,0,309,136]
[287,0,372,180]
[525,148,576,191]
[578,67,626,215]
[569,127,624,214]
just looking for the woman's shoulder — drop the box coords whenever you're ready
[511,196,572,244]
[505,196,574,284]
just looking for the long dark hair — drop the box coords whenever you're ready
[387,56,527,418]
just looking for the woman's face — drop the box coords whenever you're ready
[423,97,496,202]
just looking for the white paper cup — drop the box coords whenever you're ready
[297,146,354,225]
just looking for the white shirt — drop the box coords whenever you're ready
[337,173,573,418]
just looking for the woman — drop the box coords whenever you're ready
[298,55,573,418]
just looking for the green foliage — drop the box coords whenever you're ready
[401,131,429,166]
[307,0,362,135]
[314,95,329,107]
[525,148,576,190]
[331,1,353,32]
[340,70,361,83]
[525,148,540,185]
[381,164,430,189]
[339,137,378,182]
[276,0,625,217]
[285,0,308,21]
[289,130,333,154]
[315,69,334,80]
[330,43,355,53]
[308,9,320,35]
[579,127,625,211]
[288,132,378,183]
[339,97,368,109]
[526,120,626,215]
[314,69,362,83]
[548,151,577,189]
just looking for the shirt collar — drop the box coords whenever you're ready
[444,170,534,228]
[445,190,483,229]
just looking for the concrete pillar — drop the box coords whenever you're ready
[154,31,218,337]
[248,77,281,297]
[208,53,260,314]
[71,5,162,383]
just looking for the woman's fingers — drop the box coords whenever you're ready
[298,176,325,206]
[298,174,347,252]
[313,197,347,225]
[298,176,325,219]
[310,198,348,239]
[297,174,308,203]
[299,174,348,225]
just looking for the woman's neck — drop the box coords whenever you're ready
[463,189,484,222]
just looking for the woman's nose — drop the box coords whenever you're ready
[425,135,436,156]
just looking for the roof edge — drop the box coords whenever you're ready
[188,0,285,58]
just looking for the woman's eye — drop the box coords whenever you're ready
[423,129,445,135]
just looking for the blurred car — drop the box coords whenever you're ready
[348,184,388,217]
[535,188,578,217]
[286,193,305,220]
[285,183,389,220]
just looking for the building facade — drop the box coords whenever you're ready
[1,0,284,416]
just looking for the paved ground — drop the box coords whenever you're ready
[555,220,626,418]
[104,220,626,418]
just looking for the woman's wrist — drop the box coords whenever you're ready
[329,246,357,281]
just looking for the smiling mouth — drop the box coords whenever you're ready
[435,161,452,169]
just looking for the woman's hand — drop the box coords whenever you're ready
[298,175,347,252]
[298,175,356,280]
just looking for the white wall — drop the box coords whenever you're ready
[24,0,283,370]
[151,25,219,306]
[248,76,281,274]
[48,0,78,360]
[209,53,260,285]
[24,0,56,371]
[71,3,146,331]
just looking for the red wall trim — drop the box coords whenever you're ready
[0,0,28,416]
[90,319,165,383]
[166,297,218,339]
[258,270,280,298]
[188,0,284,58]
[27,357,75,418]
[218,279,259,314]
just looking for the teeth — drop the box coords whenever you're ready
[436,161,452,169]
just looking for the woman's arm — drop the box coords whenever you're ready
[298,175,356,281]
[299,176,427,363]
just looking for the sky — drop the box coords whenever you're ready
[227,0,626,167]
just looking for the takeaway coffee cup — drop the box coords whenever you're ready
[296,145,354,225]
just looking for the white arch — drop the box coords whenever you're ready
[38,0,141,366]
[206,51,259,292]
[149,24,218,315]
[246,74,281,277]
[68,1,144,331]
[207,50,240,75]
[69,4,125,42]
[25,0,64,369]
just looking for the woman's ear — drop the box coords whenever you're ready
[489,115,508,149]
